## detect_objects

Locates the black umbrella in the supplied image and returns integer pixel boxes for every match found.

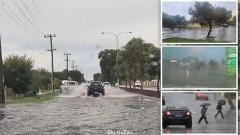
[218,99,226,105]
[200,103,211,106]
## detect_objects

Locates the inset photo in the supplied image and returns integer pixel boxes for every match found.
[161,0,238,44]
[161,91,237,134]
[161,46,238,90]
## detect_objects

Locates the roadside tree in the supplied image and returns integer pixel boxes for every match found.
[98,49,117,84]
[189,2,232,39]
[4,55,33,94]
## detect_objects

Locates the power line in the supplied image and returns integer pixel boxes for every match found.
[31,0,69,53]
[32,0,52,33]
[55,60,65,71]
[0,2,48,50]
[31,50,47,59]
[2,0,70,74]
[10,0,43,35]
[19,0,49,34]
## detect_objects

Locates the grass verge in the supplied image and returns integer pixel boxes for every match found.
[6,91,60,104]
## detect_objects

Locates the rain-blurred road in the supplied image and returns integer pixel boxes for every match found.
[0,84,160,135]
[162,67,236,88]
[162,93,237,134]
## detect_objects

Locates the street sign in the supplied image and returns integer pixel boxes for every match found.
[225,47,236,75]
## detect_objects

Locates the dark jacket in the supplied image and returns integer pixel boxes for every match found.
[216,104,222,110]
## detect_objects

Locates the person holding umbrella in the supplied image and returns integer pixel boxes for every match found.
[215,99,225,119]
[198,103,210,124]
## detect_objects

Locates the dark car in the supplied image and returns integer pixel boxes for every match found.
[162,106,192,128]
[87,81,105,96]
[24,91,37,97]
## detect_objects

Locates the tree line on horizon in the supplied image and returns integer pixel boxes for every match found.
[3,55,85,94]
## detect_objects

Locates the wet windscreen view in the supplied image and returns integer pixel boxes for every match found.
[162,92,237,134]
[162,47,237,88]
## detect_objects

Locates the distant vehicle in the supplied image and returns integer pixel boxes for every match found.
[196,93,208,100]
[134,80,141,87]
[60,80,78,94]
[162,106,192,128]
[162,96,165,105]
[24,91,37,97]
[87,81,105,96]
[103,82,111,87]
[221,23,228,28]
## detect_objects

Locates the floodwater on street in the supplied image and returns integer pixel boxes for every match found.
[162,26,236,42]
[0,84,160,135]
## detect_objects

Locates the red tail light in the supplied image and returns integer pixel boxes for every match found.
[166,111,171,115]
[186,112,191,116]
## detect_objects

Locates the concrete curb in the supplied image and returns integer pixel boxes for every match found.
[119,87,160,98]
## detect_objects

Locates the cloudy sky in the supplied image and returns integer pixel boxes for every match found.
[0,0,159,80]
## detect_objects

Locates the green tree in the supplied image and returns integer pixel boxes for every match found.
[29,68,51,91]
[162,12,177,28]
[214,7,232,25]
[117,38,156,90]
[98,49,117,84]
[55,70,67,82]
[189,2,214,38]
[4,55,33,94]
[68,70,84,83]
[173,15,187,30]
[145,45,160,94]
[209,59,218,69]
[162,12,186,30]
[189,2,232,39]
[93,73,101,81]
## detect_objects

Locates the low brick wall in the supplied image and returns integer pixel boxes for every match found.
[119,87,160,98]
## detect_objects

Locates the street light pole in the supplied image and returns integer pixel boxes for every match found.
[0,27,5,103]
[101,32,132,88]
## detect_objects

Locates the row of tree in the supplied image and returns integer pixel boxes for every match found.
[162,12,187,29]
[95,38,160,92]
[3,55,85,94]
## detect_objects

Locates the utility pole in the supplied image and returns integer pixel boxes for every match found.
[71,60,75,70]
[75,65,78,71]
[44,34,56,92]
[64,53,71,80]
[0,29,5,103]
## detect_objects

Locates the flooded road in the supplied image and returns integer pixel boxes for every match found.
[162,26,236,42]
[0,84,160,135]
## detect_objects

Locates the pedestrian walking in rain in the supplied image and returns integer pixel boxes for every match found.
[215,104,224,119]
[198,106,208,124]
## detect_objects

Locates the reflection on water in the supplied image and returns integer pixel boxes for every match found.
[164,126,192,134]
[162,26,236,42]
